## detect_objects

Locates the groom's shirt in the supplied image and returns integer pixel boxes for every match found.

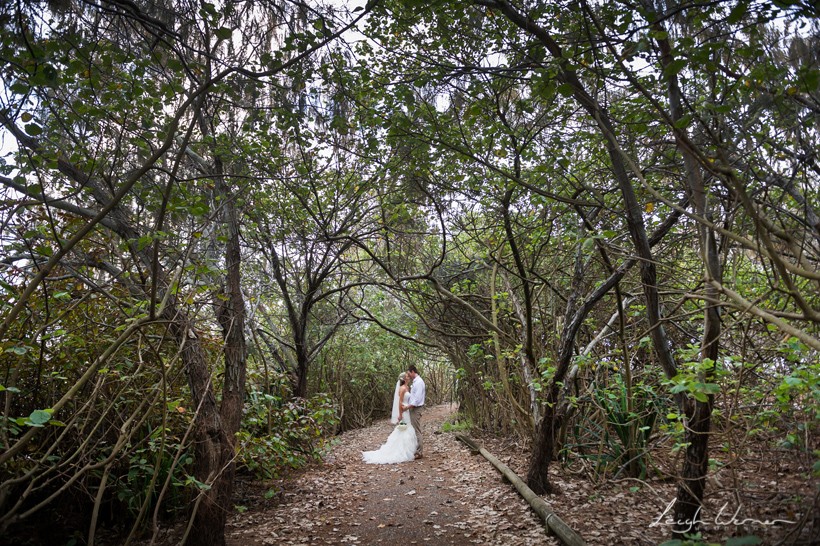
[408,376,426,408]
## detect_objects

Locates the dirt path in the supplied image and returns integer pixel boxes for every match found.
[226,404,556,546]
[223,404,817,546]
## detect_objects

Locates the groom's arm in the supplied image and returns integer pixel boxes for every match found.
[406,386,421,408]
[409,379,423,404]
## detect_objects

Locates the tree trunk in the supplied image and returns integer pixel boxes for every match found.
[651,17,724,534]
[526,233,586,494]
[524,207,685,493]
[294,342,310,399]
[214,160,248,437]
[525,384,560,494]
[179,143,249,545]
[673,396,713,537]
[673,209,721,538]
[166,310,232,546]
[263,242,311,399]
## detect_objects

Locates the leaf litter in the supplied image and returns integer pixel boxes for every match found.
[219,404,816,545]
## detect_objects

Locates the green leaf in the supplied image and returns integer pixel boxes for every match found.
[215,27,233,40]
[24,123,43,136]
[28,409,52,425]
[699,383,721,394]
[186,476,212,491]
[201,2,218,16]
[673,114,692,129]
[664,59,687,76]
[136,234,154,251]
[800,69,819,92]
[10,81,29,94]
[35,244,52,257]
[31,64,59,86]
[784,376,803,387]
[727,2,748,24]
[191,203,208,216]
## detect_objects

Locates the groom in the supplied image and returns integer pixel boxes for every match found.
[402,365,426,459]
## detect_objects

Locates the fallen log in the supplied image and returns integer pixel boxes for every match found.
[455,433,586,546]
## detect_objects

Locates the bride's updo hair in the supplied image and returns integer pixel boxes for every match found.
[398,371,406,385]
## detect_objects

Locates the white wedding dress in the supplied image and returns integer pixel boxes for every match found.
[362,392,418,464]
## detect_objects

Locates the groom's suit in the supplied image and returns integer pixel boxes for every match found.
[407,375,426,457]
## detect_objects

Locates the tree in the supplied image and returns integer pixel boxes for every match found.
[354,0,819,538]
[249,164,374,399]
[0,1,375,543]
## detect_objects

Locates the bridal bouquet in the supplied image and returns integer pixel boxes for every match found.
[396,420,408,431]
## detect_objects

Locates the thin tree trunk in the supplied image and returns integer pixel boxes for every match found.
[182,132,250,544]
[294,345,310,399]
[523,205,685,492]
[525,231,586,494]
[650,17,724,535]
[500,187,540,425]
[525,383,561,494]
[167,309,232,546]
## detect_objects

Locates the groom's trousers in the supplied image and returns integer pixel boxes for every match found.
[410,406,423,456]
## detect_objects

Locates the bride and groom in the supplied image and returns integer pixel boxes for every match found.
[362,365,426,464]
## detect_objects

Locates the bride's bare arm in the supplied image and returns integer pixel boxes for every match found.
[398,385,408,419]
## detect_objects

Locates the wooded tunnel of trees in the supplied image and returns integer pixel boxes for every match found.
[0,0,818,544]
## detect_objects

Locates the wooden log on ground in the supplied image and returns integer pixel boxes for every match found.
[455,433,586,546]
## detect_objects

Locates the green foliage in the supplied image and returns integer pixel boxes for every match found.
[113,434,192,519]
[441,413,472,433]
[236,393,339,480]
[772,339,819,419]
[733,336,819,451]
[1,0,819,542]
[570,374,662,479]
[307,296,434,431]
[665,368,721,403]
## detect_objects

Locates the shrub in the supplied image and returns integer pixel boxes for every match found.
[236,392,339,480]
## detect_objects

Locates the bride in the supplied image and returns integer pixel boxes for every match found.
[362,372,418,464]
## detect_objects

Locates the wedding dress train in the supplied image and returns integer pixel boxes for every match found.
[362,392,418,464]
